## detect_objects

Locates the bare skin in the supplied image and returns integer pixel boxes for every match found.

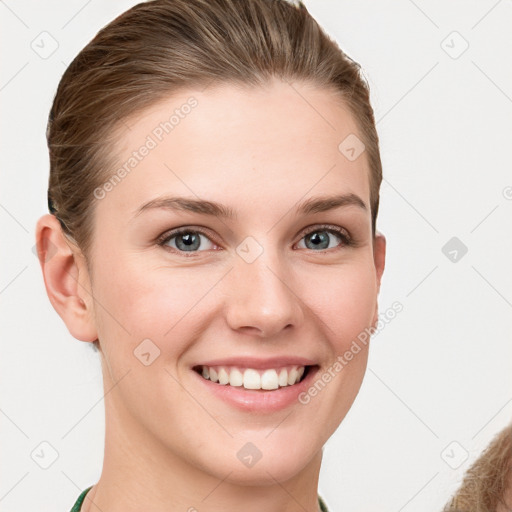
[36,77,385,512]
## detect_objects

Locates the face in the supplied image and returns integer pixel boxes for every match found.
[73,78,385,484]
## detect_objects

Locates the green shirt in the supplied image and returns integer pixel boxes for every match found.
[70,486,330,511]
[69,487,93,512]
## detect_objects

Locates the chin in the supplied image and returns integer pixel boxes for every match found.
[204,443,319,487]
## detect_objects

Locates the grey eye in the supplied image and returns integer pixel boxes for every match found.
[163,230,215,252]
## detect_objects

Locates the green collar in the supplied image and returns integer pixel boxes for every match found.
[71,486,329,511]
[69,486,93,512]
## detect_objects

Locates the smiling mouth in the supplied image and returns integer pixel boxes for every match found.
[192,364,315,391]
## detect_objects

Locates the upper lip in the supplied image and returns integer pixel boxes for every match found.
[192,356,318,370]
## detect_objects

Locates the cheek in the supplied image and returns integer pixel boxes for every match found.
[92,253,215,350]
[303,260,377,349]
[93,247,377,359]
[294,262,376,436]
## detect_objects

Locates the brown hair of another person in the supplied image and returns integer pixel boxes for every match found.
[444,423,512,512]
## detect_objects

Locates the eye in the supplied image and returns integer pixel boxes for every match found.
[296,224,353,251]
[157,228,217,255]
[156,224,354,256]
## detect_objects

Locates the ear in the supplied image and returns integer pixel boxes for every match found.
[371,231,386,327]
[35,214,98,343]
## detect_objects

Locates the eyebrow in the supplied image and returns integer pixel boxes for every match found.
[134,193,367,220]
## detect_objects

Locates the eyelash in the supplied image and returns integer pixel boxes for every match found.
[155,224,355,257]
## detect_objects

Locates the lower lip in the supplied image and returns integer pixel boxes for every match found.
[192,366,320,413]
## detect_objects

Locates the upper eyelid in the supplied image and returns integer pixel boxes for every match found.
[156,225,218,244]
[301,224,349,236]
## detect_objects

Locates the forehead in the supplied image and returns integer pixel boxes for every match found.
[99,78,370,221]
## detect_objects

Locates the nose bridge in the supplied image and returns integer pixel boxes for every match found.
[225,241,303,337]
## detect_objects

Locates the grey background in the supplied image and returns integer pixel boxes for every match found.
[1,1,511,510]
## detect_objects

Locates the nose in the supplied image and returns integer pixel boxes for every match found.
[224,249,304,338]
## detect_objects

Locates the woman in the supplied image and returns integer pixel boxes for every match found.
[35,0,386,510]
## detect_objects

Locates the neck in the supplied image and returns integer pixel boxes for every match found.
[82,371,324,512]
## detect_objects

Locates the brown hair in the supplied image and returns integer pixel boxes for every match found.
[47,0,382,263]
[444,423,512,512]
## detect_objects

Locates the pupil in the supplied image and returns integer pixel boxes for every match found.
[307,231,329,250]
[178,232,199,251]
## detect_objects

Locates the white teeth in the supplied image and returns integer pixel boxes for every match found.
[287,367,298,386]
[243,369,261,389]
[197,365,307,390]
[229,368,244,387]
[229,368,243,387]
[218,368,229,385]
[261,369,279,390]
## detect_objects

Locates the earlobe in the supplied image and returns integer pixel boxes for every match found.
[35,214,98,343]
